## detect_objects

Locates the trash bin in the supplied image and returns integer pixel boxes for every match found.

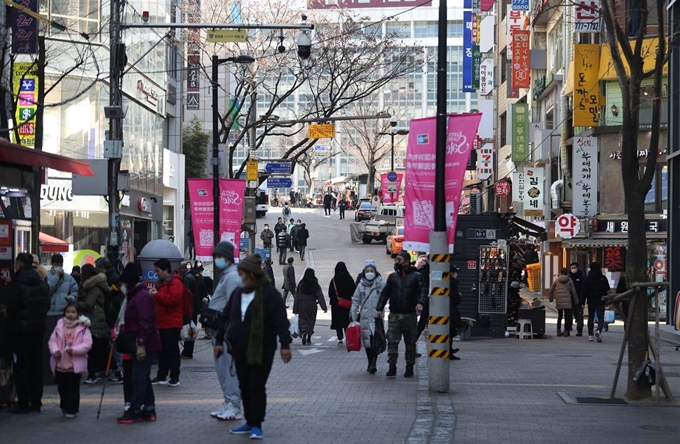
[137,240,184,286]
[526,263,541,292]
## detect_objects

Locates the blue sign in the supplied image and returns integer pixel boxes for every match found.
[265,162,292,174]
[240,238,249,250]
[511,0,530,11]
[463,11,474,93]
[387,171,398,182]
[142,269,158,283]
[267,177,293,188]
[314,145,326,151]
[254,248,272,260]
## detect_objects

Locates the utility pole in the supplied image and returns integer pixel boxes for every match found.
[247,84,257,255]
[428,0,450,393]
[211,55,221,277]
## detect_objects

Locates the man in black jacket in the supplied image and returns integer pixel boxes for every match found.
[568,262,585,336]
[377,251,426,379]
[582,262,610,342]
[274,218,286,253]
[4,253,50,413]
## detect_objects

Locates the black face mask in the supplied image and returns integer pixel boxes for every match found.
[394,263,403,273]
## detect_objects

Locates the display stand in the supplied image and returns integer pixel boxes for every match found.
[477,245,508,315]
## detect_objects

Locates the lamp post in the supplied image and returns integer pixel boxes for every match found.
[379,116,409,172]
[212,54,254,279]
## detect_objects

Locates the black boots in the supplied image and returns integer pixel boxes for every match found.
[368,357,377,374]
[386,364,397,378]
[404,365,414,378]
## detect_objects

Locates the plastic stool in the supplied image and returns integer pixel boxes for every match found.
[516,319,533,339]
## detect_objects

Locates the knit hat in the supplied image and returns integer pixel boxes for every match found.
[120,263,140,287]
[363,260,378,272]
[213,241,235,262]
[398,251,411,263]
[238,254,265,277]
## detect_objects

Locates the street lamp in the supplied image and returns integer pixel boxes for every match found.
[378,116,409,172]
[212,54,254,279]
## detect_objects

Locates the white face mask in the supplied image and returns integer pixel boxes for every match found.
[53,266,63,273]
[364,272,376,281]
[120,285,128,296]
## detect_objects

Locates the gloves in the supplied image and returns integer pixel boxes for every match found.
[136,345,146,362]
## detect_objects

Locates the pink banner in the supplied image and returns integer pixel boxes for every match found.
[380,172,404,205]
[403,114,482,252]
[218,178,246,253]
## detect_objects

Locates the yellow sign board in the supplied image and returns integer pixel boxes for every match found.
[206,29,247,43]
[246,161,259,181]
[12,63,39,147]
[307,123,336,139]
[573,44,600,128]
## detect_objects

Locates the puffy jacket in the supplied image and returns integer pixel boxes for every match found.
[7,266,50,333]
[124,284,161,352]
[260,229,274,245]
[297,228,309,247]
[376,267,427,314]
[582,270,610,308]
[154,273,185,329]
[208,263,242,313]
[47,269,79,314]
[48,316,93,375]
[351,276,386,348]
[76,273,111,338]
[549,275,579,310]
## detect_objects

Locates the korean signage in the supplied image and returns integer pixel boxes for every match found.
[555,213,580,239]
[481,0,495,11]
[12,0,38,54]
[463,11,474,92]
[206,29,247,43]
[307,123,336,139]
[512,30,531,89]
[523,167,544,218]
[380,173,404,205]
[604,247,625,272]
[574,0,600,33]
[572,136,599,217]
[12,63,39,147]
[186,0,201,109]
[506,7,525,58]
[512,0,529,10]
[512,171,525,203]
[595,219,667,234]
[472,13,480,45]
[479,58,494,95]
[511,103,529,163]
[573,44,600,127]
[472,46,482,90]
[477,143,493,180]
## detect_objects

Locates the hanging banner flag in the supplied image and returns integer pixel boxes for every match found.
[506,7,524,58]
[573,44,600,127]
[523,167,544,218]
[477,143,494,180]
[512,30,531,89]
[463,11,474,93]
[574,0,600,33]
[512,0,529,10]
[572,136,599,217]
[12,63,39,147]
[218,178,247,251]
[479,59,494,96]
[481,0,495,11]
[403,114,483,252]
[12,0,38,54]
[511,103,529,162]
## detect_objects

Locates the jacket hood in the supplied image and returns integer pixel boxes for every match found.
[587,269,603,279]
[56,315,92,329]
[83,272,110,291]
[558,275,571,284]
[14,266,44,287]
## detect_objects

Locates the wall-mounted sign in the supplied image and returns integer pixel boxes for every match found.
[594,219,667,233]
[307,124,335,139]
[573,44,600,127]
[511,103,529,162]
[572,136,598,217]
[556,213,580,239]
[506,7,525,58]
[511,30,531,89]
[12,63,39,147]
[604,246,625,271]
[523,167,544,218]
[574,0,600,33]
[137,80,159,105]
[477,143,493,180]
[494,180,510,197]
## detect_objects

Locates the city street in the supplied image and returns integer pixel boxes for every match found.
[3,207,680,443]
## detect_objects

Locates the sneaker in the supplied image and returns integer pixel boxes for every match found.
[217,404,243,421]
[84,377,99,384]
[151,377,167,385]
[250,426,264,439]
[210,402,227,418]
[588,335,594,341]
[117,411,139,424]
[230,423,253,435]
[404,365,414,378]
[595,330,602,342]
[64,413,77,419]
[124,402,131,412]
[338,340,343,345]
[386,364,397,379]
[168,379,180,387]
[140,409,157,422]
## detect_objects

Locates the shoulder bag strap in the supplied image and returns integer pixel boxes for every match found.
[332,279,339,297]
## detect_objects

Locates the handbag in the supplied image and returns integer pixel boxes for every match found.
[333,279,352,309]
[201,307,223,330]
[116,331,138,355]
[345,321,362,352]
[371,317,387,355]
[181,320,199,342]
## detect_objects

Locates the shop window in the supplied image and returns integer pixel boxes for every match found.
[643,164,667,213]
[499,112,507,147]
[500,49,507,84]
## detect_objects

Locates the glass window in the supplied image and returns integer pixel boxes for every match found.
[386,21,411,38]
[447,21,463,38]
[414,21,438,38]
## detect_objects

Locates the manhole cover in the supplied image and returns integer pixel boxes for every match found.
[575,397,627,405]
[641,425,680,432]
[184,367,215,373]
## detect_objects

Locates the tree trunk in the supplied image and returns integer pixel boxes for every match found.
[367,163,376,195]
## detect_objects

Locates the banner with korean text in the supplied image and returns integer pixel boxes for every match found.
[512,30,531,89]
[381,173,404,205]
[463,11,474,92]
[511,103,529,162]
[574,0,600,33]
[506,6,524,58]
[572,136,599,217]
[403,114,482,252]
[573,44,600,127]
[522,167,544,218]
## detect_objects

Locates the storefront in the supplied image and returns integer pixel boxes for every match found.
[162,148,185,256]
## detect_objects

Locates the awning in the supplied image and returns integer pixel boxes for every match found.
[508,215,547,238]
[0,139,94,176]
[563,238,628,248]
[598,37,668,81]
[39,232,69,253]
[564,60,574,96]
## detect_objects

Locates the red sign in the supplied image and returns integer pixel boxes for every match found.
[0,221,12,247]
[512,30,531,89]
[556,213,580,239]
[467,261,477,270]
[494,180,510,197]
[0,266,12,285]
[604,247,625,272]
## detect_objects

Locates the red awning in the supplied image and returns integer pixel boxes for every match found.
[39,232,69,253]
[0,138,94,176]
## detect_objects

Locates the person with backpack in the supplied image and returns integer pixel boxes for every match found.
[180,262,199,359]
[150,259,185,387]
[282,203,292,219]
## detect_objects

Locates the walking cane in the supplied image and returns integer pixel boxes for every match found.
[96,343,115,419]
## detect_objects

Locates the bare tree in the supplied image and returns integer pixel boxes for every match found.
[297,148,339,195]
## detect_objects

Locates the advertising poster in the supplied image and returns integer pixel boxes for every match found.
[188,179,216,261]
[218,179,246,253]
[573,44,600,127]
[381,173,404,205]
[12,63,39,147]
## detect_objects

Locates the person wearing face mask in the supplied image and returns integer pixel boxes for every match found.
[568,262,585,336]
[48,254,79,315]
[351,261,386,374]
[376,252,427,379]
[259,224,274,249]
[290,220,301,253]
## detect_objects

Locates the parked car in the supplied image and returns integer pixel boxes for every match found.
[362,205,405,244]
[354,202,376,222]
[385,226,405,257]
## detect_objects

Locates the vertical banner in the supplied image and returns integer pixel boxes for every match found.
[574,0,600,33]
[477,143,494,180]
[12,63,39,147]
[572,136,599,217]
[506,7,524,58]
[479,58,494,95]
[463,11,474,92]
[403,114,482,252]
[381,173,404,205]
[187,178,216,261]
[573,44,600,127]
[218,179,246,249]
[12,0,38,54]
[186,0,201,110]
[512,171,526,203]
[472,46,482,90]
[523,167,544,218]
[511,103,529,162]
[481,0,495,11]
[512,30,531,89]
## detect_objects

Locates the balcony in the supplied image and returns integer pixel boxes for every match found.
[531,0,561,26]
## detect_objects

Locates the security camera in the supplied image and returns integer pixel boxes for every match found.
[390,115,398,128]
[297,31,312,60]
[301,14,308,21]
[278,44,286,53]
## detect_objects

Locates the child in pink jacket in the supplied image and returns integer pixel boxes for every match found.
[48,302,93,418]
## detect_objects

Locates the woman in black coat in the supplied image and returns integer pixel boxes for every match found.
[328,262,356,345]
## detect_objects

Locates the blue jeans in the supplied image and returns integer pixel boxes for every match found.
[131,351,156,413]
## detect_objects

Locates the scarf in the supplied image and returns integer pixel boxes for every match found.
[63,317,79,328]
[241,275,270,366]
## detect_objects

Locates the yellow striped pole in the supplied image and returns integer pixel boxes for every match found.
[428,231,450,392]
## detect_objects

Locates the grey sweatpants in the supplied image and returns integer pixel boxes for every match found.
[211,334,242,408]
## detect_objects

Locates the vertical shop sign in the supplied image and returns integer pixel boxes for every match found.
[472,46,482,90]
[218,179,246,250]
[481,0,495,11]
[572,136,599,217]
[186,0,201,109]
[604,247,625,272]
[12,63,39,147]
[506,7,524,58]
[523,167,544,218]
[12,0,38,54]
[574,0,600,33]
[463,11,474,92]
[479,59,494,96]
[573,44,600,127]
[477,143,494,180]
[512,30,531,89]
[472,13,479,45]
[512,171,525,203]
[511,103,529,163]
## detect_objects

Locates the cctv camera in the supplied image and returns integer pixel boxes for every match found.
[278,44,286,54]
[390,115,398,128]
[301,14,308,21]
[297,31,312,60]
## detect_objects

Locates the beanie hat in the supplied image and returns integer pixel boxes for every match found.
[363,260,378,272]
[238,254,265,277]
[213,241,235,262]
[120,263,140,287]
[398,251,412,263]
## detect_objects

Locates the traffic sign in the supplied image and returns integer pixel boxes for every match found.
[387,182,397,192]
[555,213,580,239]
[265,162,292,174]
[307,123,336,139]
[387,171,398,182]
[246,161,258,181]
[267,177,293,188]
[494,180,510,197]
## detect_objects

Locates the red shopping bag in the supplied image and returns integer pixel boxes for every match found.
[346,321,362,352]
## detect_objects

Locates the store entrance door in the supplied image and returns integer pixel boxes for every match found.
[134,220,149,260]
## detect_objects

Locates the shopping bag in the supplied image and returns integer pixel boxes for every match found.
[346,321,362,352]
[371,317,386,355]
[289,315,299,338]
[181,321,199,342]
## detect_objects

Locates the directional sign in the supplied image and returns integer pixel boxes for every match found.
[267,177,293,188]
[265,162,292,174]
[206,29,247,43]
[314,145,326,151]
[307,124,336,139]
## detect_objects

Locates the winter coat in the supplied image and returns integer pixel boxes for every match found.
[154,273,185,329]
[48,316,93,375]
[276,231,289,248]
[376,267,427,314]
[297,228,309,247]
[5,266,50,333]
[282,264,296,291]
[47,269,79,314]
[260,229,275,246]
[549,275,579,310]
[293,281,327,336]
[582,269,611,308]
[264,264,276,288]
[124,283,161,352]
[208,263,242,313]
[569,269,585,303]
[274,222,287,236]
[76,273,111,338]
[351,276,386,349]
[291,225,300,242]
[328,276,356,330]
[323,194,332,207]
[182,271,201,323]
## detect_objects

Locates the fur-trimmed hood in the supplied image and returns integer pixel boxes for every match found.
[83,272,110,292]
[56,315,91,329]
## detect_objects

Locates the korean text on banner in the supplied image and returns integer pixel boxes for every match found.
[187,179,216,261]
[512,171,526,203]
[403,114,482,252]
[381,173,404,205]
[573,44,600,127]
[12,63,39,147]
[12,0,38,54]
[507,7,524,58]
[511,103,529,163]
[463,11,474,93]
[512,30,531,89]
[572,137,599,217]
[523,168,544,218]
[219,179,246,255]
[574,0,600,33]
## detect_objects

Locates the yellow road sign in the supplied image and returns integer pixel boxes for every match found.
[307,123,336,139]
[206,29,247,43]
[246,161,259,181]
